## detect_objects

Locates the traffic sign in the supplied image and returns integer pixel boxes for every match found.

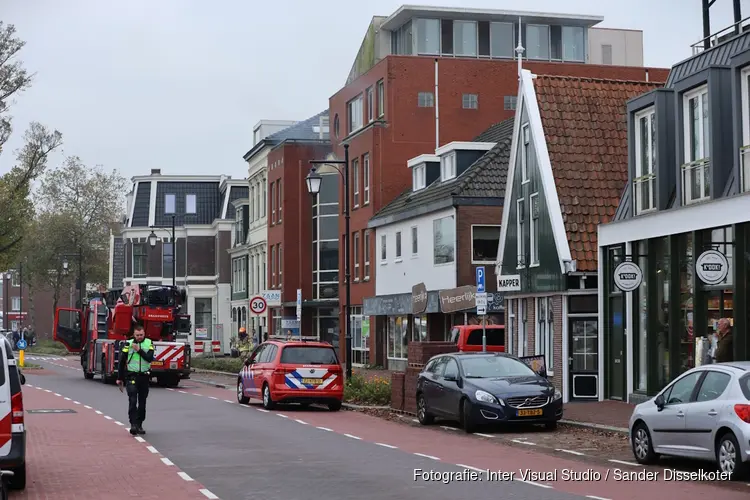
[477,305,487,316]
[475,292,487,307]
[296,289,302,322]
[250,296,267,315]
[476,266,485,293]
[16,339,27,350]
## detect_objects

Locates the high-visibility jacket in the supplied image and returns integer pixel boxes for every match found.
[123,338,154,373]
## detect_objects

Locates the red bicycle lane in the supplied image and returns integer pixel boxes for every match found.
[179,384,749,500]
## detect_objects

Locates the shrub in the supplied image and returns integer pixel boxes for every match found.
[344,373,391,406]
[28,339,69,355]
[191,356,244,374]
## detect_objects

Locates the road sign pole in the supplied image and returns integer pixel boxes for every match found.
[475,266,486,352]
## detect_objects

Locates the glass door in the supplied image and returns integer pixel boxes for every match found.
[569,317,599,400]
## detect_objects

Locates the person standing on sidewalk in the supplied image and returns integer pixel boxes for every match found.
[117,323,155,435]
[713,318,734,363]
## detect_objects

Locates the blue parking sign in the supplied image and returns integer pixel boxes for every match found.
[16,339,27,350]
[476,266,485,293]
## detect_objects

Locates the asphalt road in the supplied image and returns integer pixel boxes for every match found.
[24,358,584,500]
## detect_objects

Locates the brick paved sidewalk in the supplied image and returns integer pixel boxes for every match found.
[13,385,211,499]
[563,400,634,430]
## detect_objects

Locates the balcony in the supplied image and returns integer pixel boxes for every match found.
[681,158,711,205]
[741,146,750,194]
[632,173,655,215]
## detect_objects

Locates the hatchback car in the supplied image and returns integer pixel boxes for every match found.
[628,362,750,479]
[0,334,26,490]
[416,352,562,433]
[236,340,343,411]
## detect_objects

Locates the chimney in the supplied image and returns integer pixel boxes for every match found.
[151,169,161,175]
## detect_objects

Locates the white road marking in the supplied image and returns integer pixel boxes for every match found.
[344,433,361,440]
[161,457,174,466]
[134,437,146,443]
[95,410,103,415]
[178,390,187,394]
[256,408,269,412]
[375,442,398,449]
[586,496,612,500]
[276,413,288,418]
[178,471,193,481]
[223,399,233,403]
[316,426,333,432]
[104,416,113,420]
[475,433,495,438]
[208,396,218,400]
[512,439,536,446]
[114,421,124,426]
[64,397,71,401]
[414,452,440,461]
[517,479,552,488]
[53,393,61,397]
[44,389,51,393]
[295,419,308,425]
[146,446,159,454]
[456,464,485,473]
[556,449,585,456]
[200,489,219,499]
[84,405,91,409]
[73,401,80,405]
[609,459,639,466]
[166,388,175,391]
[441,426,458,431]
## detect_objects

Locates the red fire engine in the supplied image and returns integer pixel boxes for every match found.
[53,284,192,387]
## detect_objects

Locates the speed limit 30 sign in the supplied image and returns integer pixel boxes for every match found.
[250,296,267,315]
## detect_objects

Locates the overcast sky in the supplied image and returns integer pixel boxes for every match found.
[0,0,742,180]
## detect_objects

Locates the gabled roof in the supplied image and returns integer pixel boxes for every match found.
[500,71,662,273]
[369,118,514,227]
[242,110,329,160]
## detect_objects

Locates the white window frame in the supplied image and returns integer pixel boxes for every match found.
[411,226,418,256]
[418,92,434,107]
[377,80,385,117]
[165,193,176,214]
[413,164,426,190]
[506,299,515,355]
[526,24,550,60]
[470,224,500,264]
[380,234,387,263]
[462,93,478,109]
[535,297,554,374]
[185,194,197,214]
[682,84,710,204]
[441,153,456,181]
[518,299,526,357]
[277,181,282,221]
[348,95,364,133]
[132,242,147,278]
[741,67,750,193]
[432,215,455,265]
[395,231,402,261]
[11,297,20,312]
[529,193,539,266]
[10,272,19,287]
[364,230,371,279]
[363,153,370,204]
[366,86,374,122]
[352,158,360,207]
[516,198,525,269]
[453,20,478,57]
[278,244,282,280]
[353,232,360,281]
[270,183,276,223]
[271,245,276,287]
[521,124,530,183]
[633,107,656,214]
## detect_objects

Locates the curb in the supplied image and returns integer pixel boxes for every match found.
[191,368,236,376]
[191,378,229,389]
[559,419,628,434]
[343,402,391,410]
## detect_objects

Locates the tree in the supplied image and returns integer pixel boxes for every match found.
[0,21,33,155]
[36,156,128,290]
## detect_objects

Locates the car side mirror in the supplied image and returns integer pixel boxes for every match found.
[443,374,457,382]
[654,394,665,410]
[244,359,252,367]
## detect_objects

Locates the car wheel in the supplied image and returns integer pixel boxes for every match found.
[328,400,342,412]
[460,398,476,434]
[237,379,250,404]
[8,464,25,490]
[262,383,275,410]
[416,394,434,425]
[544,420,557,431]
[631,421,658,464]
[83,371,94,380]
[716,432,749,479]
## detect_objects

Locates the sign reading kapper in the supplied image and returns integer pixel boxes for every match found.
[613,261,642,292]
[496,274,521,292]
[695,249,729,285]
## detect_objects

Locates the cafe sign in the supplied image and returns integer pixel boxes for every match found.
[439,285,477,314]
[613,261,642,292]
[412,283,428,314]
[695,249,729,285]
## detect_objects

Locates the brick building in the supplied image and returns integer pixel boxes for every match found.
[0,269,73,339]
[327,5,669,366]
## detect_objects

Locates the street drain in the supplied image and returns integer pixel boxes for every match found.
[27,409,77,414]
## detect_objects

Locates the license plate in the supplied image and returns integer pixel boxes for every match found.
[516,409,543,417]
[301,378,321,385]
[151,361,163,367]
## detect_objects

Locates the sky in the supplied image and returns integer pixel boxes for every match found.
[0,0,743,181]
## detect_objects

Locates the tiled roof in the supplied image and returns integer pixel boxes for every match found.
[371,118,515,221]
[534,75,663,271]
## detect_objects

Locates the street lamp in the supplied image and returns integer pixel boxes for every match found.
[307,144,352,381]
[61,251,83,308]
[149,214,177,287]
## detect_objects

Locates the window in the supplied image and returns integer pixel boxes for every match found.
[601,44,613,65]
[353,232,360,280]
[162,242,174,278]
[364,230,371,279]
[682,85,710,204]
[453,21,477,56]
[443,358,459,379]
[270,182,276,223]
[380,234,387,262]
[741,68,750,192]
[347,95,363,133]
[277,180,282,221]
[232,257,246,293]
[416,18,440,55]
[521,124,530,182]
[441,153,456,181]
[462,93,478,109]
[472,225,500,263]
[395,231,402,260]
[387,316,409,360]
[562,26,585,62]
[517,199,525,267]
[391,20,414,55]
[262,181,267,217]
[366,86,374,122]
[186,194,197,214]
[504,95,517,110]
[352,158,360,207]
[507,299,515,355]
[278,244,282,280]
[526,25,549,59]
[418,92,434,108]
[536,297,554,372]
[377,80,384,117]
[11,297,20,311]
[412,165,426,190]
[350,306,369,365]
[165,194,176,214]
[363,153,370,204]
[10,272,19,287]
[695,371,731,402]
[663,372,702,405]
[433,215,455,265]
[271,245,276,287]
[550,25,562,60]
[490,22,514,58]
[411,226,418,255]
[634,107,656,214]
[530,193,539,265]
[133,242,147,278]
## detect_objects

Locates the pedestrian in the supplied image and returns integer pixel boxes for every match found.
[713,318,734,363]
[237,327,252,360]
[116,323,155,435]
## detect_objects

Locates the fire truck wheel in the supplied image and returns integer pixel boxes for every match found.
[165,375,180,388]
[262,383,275,410]
[8,464,25,490]
[83,371,94,380]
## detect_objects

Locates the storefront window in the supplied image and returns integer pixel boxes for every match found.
[272,308,282,336]
[194,298,213,340]
[317,307,339,349]
[636,241,648,392]
[702,227,734,335]
[679,232,695,373]
[387,316,409,359]
[351,306,369,365]
[412,315,427,342]
[655,237,671,389]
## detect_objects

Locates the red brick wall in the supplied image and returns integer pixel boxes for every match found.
[456,206,503,290]
[407,341,457,366]
[391,371,405,411]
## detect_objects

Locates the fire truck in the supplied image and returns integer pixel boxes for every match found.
[53,284,192,387]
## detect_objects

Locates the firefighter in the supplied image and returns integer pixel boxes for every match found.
[116,323,155,435]
[237,327,252,360]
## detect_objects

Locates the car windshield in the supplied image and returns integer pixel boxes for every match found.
[280,346,339,365]
[460,356,536,378]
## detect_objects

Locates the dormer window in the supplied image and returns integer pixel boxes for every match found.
[413,165,426,191]
[186,194,196,214]
[681,85,710,204]
[633,107,656,215]
[521,124,530,183]
[740,67,750,193]
[441,153,456,181]
[165,193,176,214]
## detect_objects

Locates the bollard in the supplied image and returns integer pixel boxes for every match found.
[19,350,24,368]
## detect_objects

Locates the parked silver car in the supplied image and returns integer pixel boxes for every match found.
[628,362,750,479]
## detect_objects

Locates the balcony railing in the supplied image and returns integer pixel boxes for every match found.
[681,158,711,205]
[691,16,750,55]
[741,146,750,193]
[633,173,656,215]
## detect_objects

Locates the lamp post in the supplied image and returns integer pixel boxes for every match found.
[307,144,352,381]
[3,272,10,331]
[148,214,177,287]
[62,250,84,308]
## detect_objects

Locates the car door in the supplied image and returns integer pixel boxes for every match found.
[260,345,278,386]
[650,371,703,453]
[439,358,463,418]
[685,370,733,458]
[245,345,266,398]
[422,357,447,415]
